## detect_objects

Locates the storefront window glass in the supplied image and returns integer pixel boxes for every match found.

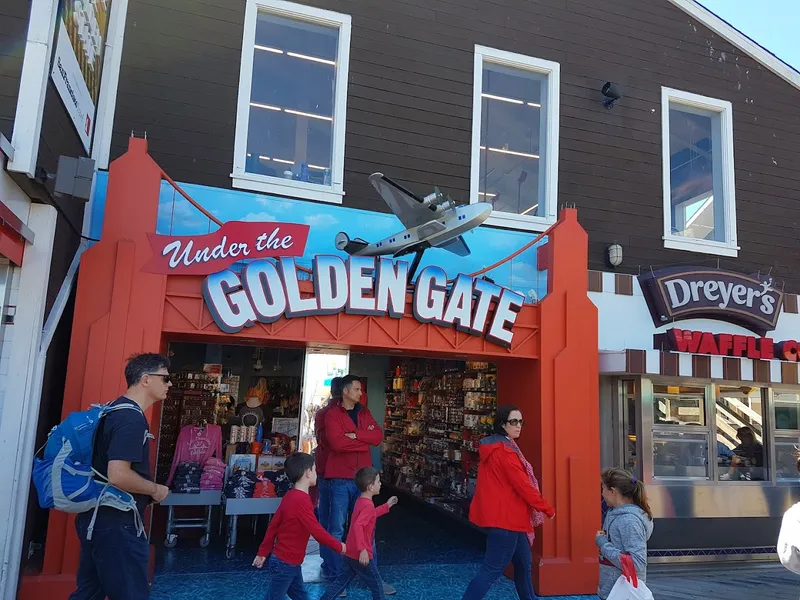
[652,385,705,426]
[651,385,709,479]
[774,392,800,482]
[715,387,766,481]
[653,431,709,479]
[622,380,638,475]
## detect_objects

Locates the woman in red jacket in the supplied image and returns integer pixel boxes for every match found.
[461,405,555,600]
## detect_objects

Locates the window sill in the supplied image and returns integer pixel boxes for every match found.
[483,212,556,233]
[231,173,345,205]
[663,236,739,258]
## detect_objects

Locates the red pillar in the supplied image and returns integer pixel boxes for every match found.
[531,207,600,595]
[20,138,167,599]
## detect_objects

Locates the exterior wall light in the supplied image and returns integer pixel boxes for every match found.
[607,243,623,268]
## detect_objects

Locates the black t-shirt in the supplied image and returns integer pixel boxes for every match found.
[93,397,152,516]
[345,404,361,427]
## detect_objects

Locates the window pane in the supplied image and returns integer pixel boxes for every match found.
[775,392,800,431]
[478,63,547,217]
[653,385,706,426]
[245,12,338,185]
[668,105,725,242]
[715,387,766,481]
[776,440,800,482]
[653,431,709,479]
[623,380,638,475]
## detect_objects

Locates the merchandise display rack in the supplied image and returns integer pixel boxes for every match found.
[382,359,497,520]
[156,370,221,484]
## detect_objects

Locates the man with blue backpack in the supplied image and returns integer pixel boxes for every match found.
[34,353,172,600]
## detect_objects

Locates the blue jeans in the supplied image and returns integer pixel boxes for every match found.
[325,478,360,577]
[461,528,536,600]
[266,555,307,600]
[317,478,335,578]
[320,557,385,600]
[69,510,150,600]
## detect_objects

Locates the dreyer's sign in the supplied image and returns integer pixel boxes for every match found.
[144,221,310,275]
[203,255,526,348]
[638,267,783,335]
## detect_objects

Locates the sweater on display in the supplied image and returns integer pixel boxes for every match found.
[166,425,223,486]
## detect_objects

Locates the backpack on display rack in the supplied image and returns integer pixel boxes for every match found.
[31,402,148,540]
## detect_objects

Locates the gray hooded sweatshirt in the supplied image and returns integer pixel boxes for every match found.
[596,503,654,600]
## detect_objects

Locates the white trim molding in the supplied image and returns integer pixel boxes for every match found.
[0,204,58,599]
[7,0,60,177]
[661,87,738,258]
[92,0,130,172]
[667,0,800,93]
[231,0,351,205]
[470,45,560,233]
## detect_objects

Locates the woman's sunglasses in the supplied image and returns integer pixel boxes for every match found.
[147,373,171,383]
[506,419,525,427]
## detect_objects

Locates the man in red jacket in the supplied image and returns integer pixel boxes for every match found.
[316,376,343,581]
[324,374,395,595]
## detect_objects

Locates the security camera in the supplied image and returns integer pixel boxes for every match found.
[601,82,622,109]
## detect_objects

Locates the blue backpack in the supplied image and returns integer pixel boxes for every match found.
[32,402,147,540]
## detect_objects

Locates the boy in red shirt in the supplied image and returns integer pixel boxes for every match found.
[253,453,346,600]
[320,467,398,600]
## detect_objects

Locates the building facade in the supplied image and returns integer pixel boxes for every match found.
[10,0,800,597]
[0,0,130,597]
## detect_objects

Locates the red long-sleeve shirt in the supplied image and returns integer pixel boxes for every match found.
[344,496,390,561]
[257,489,343,565]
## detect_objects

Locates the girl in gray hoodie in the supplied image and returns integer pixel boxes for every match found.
[596,468,654,599]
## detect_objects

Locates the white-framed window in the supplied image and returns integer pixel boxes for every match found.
[470,46,560,232]
[661,87,737,257]
[232,0,351,204]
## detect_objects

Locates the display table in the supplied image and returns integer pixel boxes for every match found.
[223,497,282,558]
[162,490,223,548]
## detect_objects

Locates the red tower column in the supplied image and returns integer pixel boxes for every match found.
[530,208,600,595]
[21,138,167,599]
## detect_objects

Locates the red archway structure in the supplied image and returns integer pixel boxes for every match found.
[20,138,599,598]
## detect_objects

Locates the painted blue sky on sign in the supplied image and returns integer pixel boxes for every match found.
[90,173,549,302]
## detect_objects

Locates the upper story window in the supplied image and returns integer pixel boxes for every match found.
[470,46,560,232]
[232,0,351,204]
[661,88,737,257]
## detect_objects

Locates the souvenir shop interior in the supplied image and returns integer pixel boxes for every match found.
[153,341,499,558]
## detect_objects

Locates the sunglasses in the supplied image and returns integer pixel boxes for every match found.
[147,373,171,383]
[506,419,525,427]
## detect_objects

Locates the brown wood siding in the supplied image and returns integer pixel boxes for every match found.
[0,0,30,141]
[109,0,800,290]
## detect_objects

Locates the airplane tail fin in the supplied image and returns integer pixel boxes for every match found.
[436,235,470,257]
[343,239,369,255]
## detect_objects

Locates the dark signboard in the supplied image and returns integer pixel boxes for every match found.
[638,267,783,336]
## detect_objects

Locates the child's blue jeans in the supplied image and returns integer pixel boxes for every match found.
[320,557,385,600]
[266,555,307,600]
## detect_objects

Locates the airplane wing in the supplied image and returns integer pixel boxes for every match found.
[436,235,471,257]
[369,172,439,229]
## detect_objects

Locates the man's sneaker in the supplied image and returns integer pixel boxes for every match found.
[383,583,396,596]
[719,473,732,481]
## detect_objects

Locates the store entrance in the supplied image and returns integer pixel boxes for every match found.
[151,341,506,582]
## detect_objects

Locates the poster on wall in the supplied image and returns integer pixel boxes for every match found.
[50,0,112,152]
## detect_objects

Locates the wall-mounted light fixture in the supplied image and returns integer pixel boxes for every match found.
[601,82,622,109]
[607,243,623,268]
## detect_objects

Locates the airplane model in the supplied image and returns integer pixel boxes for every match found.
[335,173,493,278]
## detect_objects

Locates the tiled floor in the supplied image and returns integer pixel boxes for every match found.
[151,502,799,599]
[151,502,595,599]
